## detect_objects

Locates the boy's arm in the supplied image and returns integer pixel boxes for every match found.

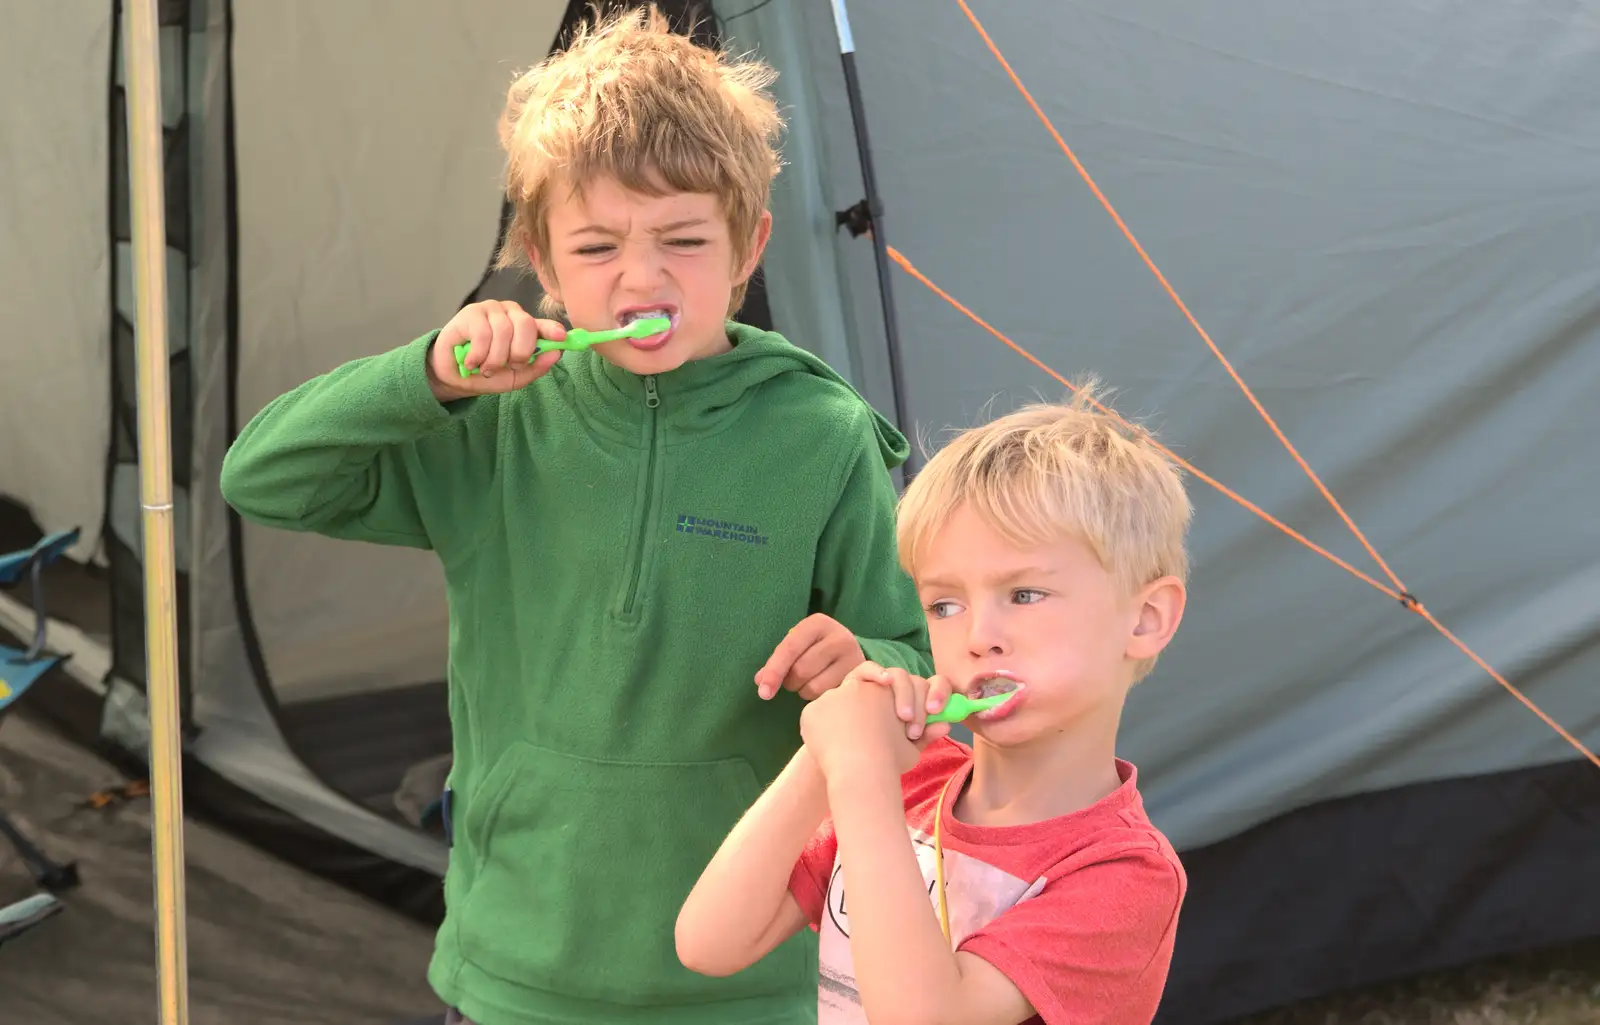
[812,411,932,675]
[755,412,930,701]
[824,757,1037,1025]
[220,332,497,548]
[675,748,831,977]
[949,852,1186,1024]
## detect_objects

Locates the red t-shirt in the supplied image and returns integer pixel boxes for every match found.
[786,739,1186,1025]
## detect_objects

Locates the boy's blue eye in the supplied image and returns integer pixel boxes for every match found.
[1012,589,1046,605]
[926,600,960,619]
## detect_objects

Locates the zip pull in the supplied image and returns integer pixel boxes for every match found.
[644,375,660,409]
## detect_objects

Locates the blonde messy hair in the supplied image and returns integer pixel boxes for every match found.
[898,381,1193,677]
[494,4,784,316]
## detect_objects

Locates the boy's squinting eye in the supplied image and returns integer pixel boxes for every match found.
[926,599,964,619]
[572,237,704,256]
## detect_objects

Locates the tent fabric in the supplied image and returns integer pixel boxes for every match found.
[0,3,113,566]
[825,0,1600,850]
[719,0,906,429]
[1163,753,1600,1024]
[716,0,866,385]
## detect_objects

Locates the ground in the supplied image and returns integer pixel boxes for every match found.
[1238,940,1600,1024]
[0,712,443,1025]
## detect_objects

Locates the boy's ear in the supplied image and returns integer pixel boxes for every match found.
[1126,576,1185,664]
[734,211,774,285]
[526,237,562,305]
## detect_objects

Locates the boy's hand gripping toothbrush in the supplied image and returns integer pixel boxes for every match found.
[924,682,1023,725]
[452,316,672,378]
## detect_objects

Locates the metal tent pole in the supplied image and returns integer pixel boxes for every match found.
[828,0,918,476]
[124,2,191,1023]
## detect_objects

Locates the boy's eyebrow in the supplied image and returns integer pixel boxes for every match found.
[569,218,710,237]
[918,566,1057,591]
[651,218,709,233]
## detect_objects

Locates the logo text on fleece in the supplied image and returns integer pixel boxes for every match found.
[675,514,768,547]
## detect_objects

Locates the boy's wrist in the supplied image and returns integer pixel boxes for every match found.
[818,745,901,796]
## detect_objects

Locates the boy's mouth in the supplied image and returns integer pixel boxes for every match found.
[970,674,1026,722]
[616,304,679,351]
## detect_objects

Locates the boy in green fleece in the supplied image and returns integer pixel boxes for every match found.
[218,7,929,1025]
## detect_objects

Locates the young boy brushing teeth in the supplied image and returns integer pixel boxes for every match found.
[678,385,1195,1025]
[221,9,930,1023]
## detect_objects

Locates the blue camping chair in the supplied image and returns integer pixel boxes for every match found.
[0,527,84,946]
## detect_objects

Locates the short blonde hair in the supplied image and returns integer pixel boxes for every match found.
[898,381,1192,670]
[495,5,784,316]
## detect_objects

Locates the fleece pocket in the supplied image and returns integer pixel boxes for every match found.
[454,742,808,1005]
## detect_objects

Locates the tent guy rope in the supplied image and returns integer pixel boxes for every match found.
[880,0,1599,772]
[885,244,1600,772]
[951,0,1409,598]
[125,0,191,1022]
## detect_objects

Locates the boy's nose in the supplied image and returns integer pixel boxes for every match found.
[618,247,668,290]
[965,611,1012,658]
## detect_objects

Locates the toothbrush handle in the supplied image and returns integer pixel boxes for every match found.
[924,695,977,725]
[452,338,587,378]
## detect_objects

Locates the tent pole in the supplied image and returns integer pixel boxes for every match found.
[124,2,191,1023]
[828,0,917,476]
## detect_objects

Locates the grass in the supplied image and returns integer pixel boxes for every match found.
[1237,938,1600,1024]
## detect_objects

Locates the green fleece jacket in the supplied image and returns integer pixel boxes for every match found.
[219,322,932,1025]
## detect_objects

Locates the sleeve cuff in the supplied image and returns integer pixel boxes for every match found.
[858,636,932,676]
[956,934,1068,1024]
[787,858,826,930]
[392,330,489,424]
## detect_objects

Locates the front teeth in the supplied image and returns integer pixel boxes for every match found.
[621,309,671,326]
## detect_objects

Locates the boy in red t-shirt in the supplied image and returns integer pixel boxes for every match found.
[678,382,1195,1025]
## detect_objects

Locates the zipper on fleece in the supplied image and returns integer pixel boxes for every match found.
[621,374,662,618]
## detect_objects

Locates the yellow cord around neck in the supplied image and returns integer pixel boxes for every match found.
[933,773,957,945]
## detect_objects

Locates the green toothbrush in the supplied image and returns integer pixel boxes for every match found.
[453,316,671,378]
[925,687,1022,725]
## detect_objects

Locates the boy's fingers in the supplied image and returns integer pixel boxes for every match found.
[885,669,917,723]
[755,615,834,693]
[483,306,515,374]
[507,306,542,365]
[459,309,492,372]
[926,674,954,713]
[947,672,980,697]
[848,660,888,684]
[794,656,854,701]
[527,348,562,377]
[783,641,843,693]
[905,675,932,740]
[917,721,952,749]
[533,317,568,342]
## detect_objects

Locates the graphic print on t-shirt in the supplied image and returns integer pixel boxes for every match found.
[816,825,1047,1022]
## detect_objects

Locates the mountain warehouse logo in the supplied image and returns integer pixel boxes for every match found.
[676,514,768,547]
